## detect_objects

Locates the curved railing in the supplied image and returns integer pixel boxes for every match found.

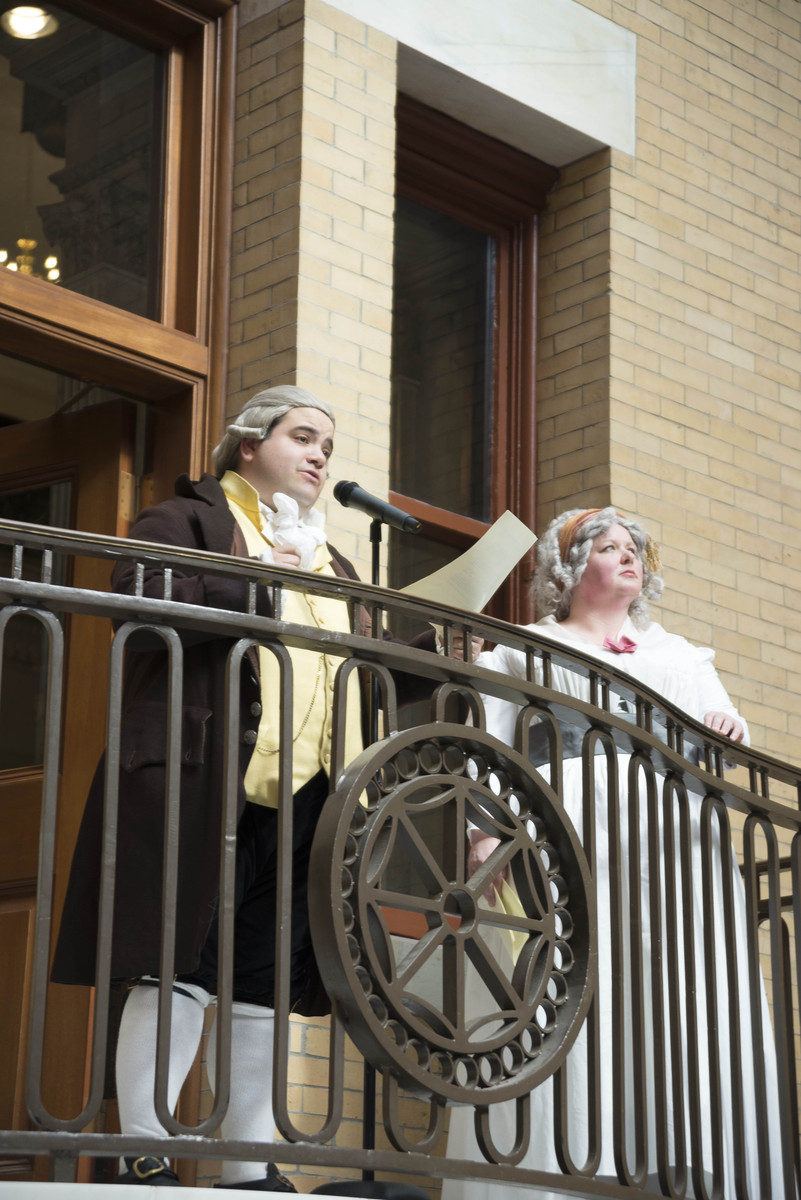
[0,517,798,1197]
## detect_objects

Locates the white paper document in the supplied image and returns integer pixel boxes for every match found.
[400,510,536,614]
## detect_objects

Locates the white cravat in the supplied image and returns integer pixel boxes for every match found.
[257,492,327,571]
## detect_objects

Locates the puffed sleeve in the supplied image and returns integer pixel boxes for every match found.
[476,642,529,748]
[690,642,750,747]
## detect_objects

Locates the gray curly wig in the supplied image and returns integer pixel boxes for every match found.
[533,506,663,629]
[212,386,335,477]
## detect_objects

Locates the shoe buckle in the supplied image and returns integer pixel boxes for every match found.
[133,1157,166,1180]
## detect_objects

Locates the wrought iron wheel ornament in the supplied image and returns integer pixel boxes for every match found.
[310,724,595,1105]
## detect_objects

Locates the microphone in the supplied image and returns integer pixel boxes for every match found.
[333,481,420,533]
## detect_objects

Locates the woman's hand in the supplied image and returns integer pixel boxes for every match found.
[467,832,507,904]
[437,632,484,661]
[703,710,745,742]
[452,633,484,661]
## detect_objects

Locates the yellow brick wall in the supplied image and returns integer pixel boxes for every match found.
[539,0,801,761]
[229,0,304,399]
[536,151,613,520]
[229,0,397,574]
[296,0,397,569]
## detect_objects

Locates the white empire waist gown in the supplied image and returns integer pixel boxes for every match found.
[443,616,786,1200]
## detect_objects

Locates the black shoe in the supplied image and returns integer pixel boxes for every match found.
[117,1155,180,1186]
[214,1163,298,1191]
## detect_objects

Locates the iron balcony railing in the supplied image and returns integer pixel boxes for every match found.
[0,517,798,1198]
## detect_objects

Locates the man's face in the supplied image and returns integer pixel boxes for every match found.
[238,407,334,512]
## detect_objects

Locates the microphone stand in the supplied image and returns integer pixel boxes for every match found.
[330,488,421,1185]
[363,518,382,1181]
[364,512,423,1181]
[370,516,382,592]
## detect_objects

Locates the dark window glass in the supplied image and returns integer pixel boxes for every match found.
[390,196,494,523]
[386,530,462,734]
[0,342,138,422]
[0,3,165,317]
[388,527,455,595]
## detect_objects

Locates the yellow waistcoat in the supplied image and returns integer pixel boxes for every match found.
[221,472,362,807]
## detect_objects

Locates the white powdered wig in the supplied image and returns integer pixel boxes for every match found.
[212,385,334,477]
[533,506,663,628]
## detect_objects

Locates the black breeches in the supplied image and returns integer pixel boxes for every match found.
[177,769,329,1008]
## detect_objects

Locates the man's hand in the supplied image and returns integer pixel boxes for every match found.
[703,710,745,742]
[271,542,302,568]
[467,832,507,904]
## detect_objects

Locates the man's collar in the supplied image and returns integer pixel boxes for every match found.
[221,472,329,570]
[220,470,262,522]
[175,473,226,505]
[220,472,324,529]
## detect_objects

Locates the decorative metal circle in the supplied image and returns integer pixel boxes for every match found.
[310,725,594,1105]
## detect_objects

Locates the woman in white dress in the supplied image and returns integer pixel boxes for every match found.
[444,507,786,1200]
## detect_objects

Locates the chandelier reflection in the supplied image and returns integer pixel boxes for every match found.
[0,238,60,282]
[0,7,59,40]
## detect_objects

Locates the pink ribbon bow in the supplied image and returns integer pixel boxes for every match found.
[603,634,637,654]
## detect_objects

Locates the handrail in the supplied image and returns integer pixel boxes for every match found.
[0,517,798,798]
[0,517,798,1195]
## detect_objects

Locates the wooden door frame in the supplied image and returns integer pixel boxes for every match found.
[0,0,238,485]
[0,402,137,1181]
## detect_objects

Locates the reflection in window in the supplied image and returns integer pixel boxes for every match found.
[0,482,71,770]
[0,3,165,317]
[0,345,137,424]
[391,196,494,523]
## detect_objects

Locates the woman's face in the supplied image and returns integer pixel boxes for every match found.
[571,522,643,609]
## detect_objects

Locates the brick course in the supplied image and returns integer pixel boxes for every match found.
[539,0,801,759]
[227,0,397,569]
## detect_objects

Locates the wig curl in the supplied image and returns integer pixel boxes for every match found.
[212,385,334,477]
[533,506,663,628]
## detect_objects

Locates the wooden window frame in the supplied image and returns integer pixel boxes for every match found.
[390,95,558,623]
[0,0,237,490]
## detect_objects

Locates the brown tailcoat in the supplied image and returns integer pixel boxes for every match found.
[52,474,426,996]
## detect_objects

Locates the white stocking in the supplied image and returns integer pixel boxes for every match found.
[207,1002,276,1185]
[115,982,209,1168]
